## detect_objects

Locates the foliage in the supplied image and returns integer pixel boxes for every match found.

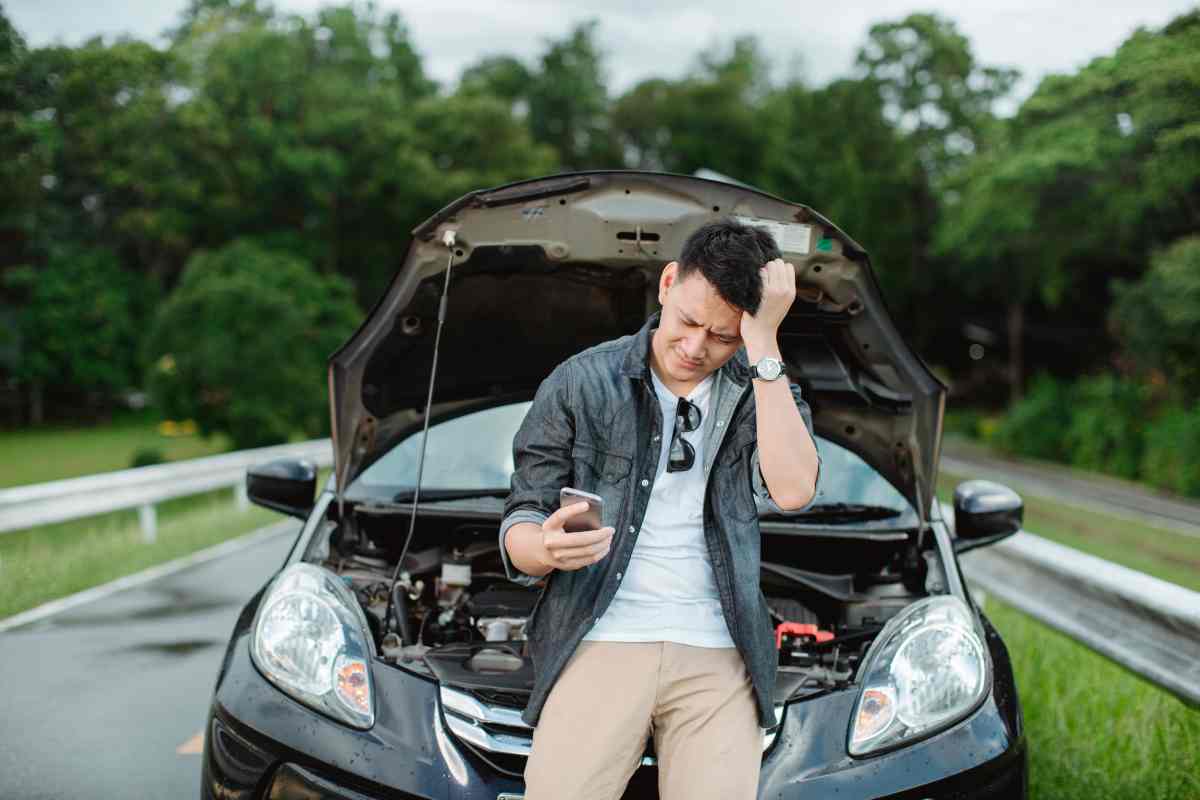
[411,91,558,199]
[977,370,1200,498]
[990,373,1074,461]
[936,11,1200,310]
[1,3,1198,434]
[757,76,930,314]
[2,247,156,397]
[143,239,360,448]
[855,12,1018,177]
[130,446,165,468]
[1141,404,1200,497]
[1110,236,1200,398]
[612,37,773,179]
[1062,374,1148,479]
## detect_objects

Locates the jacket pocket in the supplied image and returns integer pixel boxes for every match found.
[570,442,633,487]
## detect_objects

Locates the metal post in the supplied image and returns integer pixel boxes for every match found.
[234,480,249,512]
[139,503,157,544]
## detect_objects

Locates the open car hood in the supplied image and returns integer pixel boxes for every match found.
[328,171,946,517]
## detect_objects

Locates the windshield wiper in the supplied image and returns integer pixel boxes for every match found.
[391,488,510,503]
[789,503,902,521]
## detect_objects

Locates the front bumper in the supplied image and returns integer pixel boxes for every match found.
[203,633,1026,800]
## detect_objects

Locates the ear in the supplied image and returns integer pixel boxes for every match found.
[658,261,678,304]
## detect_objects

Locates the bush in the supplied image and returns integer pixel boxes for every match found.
[2,247,157,401]
[1141,404,1200,497]
[991,373,1074,461]
[130,446,165,468]
[144,239,361,449]
[1062,375,1148,480]
[943,408,986,439]
[1111,236,1200,399]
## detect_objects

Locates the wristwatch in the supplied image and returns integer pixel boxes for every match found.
[749,356,784,381]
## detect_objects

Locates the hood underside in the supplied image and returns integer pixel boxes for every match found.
[328,171,946,516]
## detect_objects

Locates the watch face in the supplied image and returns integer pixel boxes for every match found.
[756,358,782,380]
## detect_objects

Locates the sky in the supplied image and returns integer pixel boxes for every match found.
[6,0,1199,106]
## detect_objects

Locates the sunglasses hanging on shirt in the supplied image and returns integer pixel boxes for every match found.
[667,396,702,472]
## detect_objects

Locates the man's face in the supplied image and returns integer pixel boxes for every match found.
[651,262,744,385]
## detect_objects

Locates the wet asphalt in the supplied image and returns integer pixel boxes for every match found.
[0,523,298,800]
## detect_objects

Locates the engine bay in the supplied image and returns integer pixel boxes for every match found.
[311,504,945,705]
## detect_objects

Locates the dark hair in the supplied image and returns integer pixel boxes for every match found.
[676,218,780,313]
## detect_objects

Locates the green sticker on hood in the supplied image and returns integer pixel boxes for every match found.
[816,238,834,252]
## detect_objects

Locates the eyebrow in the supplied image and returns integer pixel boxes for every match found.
[680,310,737,338]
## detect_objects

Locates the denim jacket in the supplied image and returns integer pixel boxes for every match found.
[499,310,821,729]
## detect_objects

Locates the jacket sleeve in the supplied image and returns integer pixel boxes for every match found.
[750,380,822,515]
[498,358,576,585]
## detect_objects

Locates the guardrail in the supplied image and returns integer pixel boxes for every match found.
[0,439,332,542]
[3,445,1196,706]
[948,503,1200,708]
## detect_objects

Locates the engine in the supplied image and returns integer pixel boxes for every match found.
[316,506,937,701]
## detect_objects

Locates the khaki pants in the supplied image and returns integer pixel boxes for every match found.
[522,640,762,800]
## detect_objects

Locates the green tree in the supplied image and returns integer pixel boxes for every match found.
[1110,236,1200,398]
[459,21,620,169]
[757,77,930,328]
[169,1,443,302]
[2,247,155,421]
[935,10,1200,404]
[19,39,191,282]
[412,91,558,198]
[856,12,1018,177]
[0,7,41,267]
[458,55,531,105]
[612,37,773,179]
[144,239,360,448]
[526,21,621,169]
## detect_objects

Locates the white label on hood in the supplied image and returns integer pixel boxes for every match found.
[734,216,812,255]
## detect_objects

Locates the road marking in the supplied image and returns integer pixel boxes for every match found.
[0,520,296,633]
[177,731,204,755]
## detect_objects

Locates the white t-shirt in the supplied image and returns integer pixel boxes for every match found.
[582,366,736,648]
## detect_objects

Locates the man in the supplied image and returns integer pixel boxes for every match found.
[499,218,822,799]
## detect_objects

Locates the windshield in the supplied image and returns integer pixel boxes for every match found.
[349,400,912,514]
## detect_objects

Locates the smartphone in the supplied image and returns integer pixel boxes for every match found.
[559,487,604,533]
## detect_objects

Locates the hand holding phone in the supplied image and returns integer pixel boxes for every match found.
[532,487,613,572]
[558,487,604,533]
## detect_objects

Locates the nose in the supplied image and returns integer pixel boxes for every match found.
[680,331,705,361]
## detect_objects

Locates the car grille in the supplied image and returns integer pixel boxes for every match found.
[438,686,785,768]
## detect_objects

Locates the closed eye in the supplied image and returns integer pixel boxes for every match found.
[680,311,736,344]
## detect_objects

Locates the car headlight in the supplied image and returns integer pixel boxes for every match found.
[250,563,376,729]
[848,594,988,756]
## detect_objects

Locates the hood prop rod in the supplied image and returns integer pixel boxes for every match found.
[384,229,458,642]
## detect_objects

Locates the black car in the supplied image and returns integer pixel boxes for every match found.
[202,171,1028,799]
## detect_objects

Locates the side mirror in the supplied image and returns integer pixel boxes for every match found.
[246,458,317,519]
[952,479,1023,554]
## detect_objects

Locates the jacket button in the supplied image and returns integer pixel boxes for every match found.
[616,572,623,580]
[628,525,636,533]
[652,434,660,442]
[640,478,649,487]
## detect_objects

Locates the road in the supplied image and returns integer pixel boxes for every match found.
[941,435,1200,537]
[0,523,297,800]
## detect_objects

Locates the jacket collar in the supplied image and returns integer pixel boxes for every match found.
[620,310,752,386]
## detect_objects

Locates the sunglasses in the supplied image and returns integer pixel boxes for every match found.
[667,396,702,472]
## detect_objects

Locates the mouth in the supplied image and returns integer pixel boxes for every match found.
[675,348,703,370]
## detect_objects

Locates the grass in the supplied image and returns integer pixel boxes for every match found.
[0,490,277,619]
[0,409,233,488]
[982,594,1200,800]
[937,470,1200,593]
[0,467,332,620]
